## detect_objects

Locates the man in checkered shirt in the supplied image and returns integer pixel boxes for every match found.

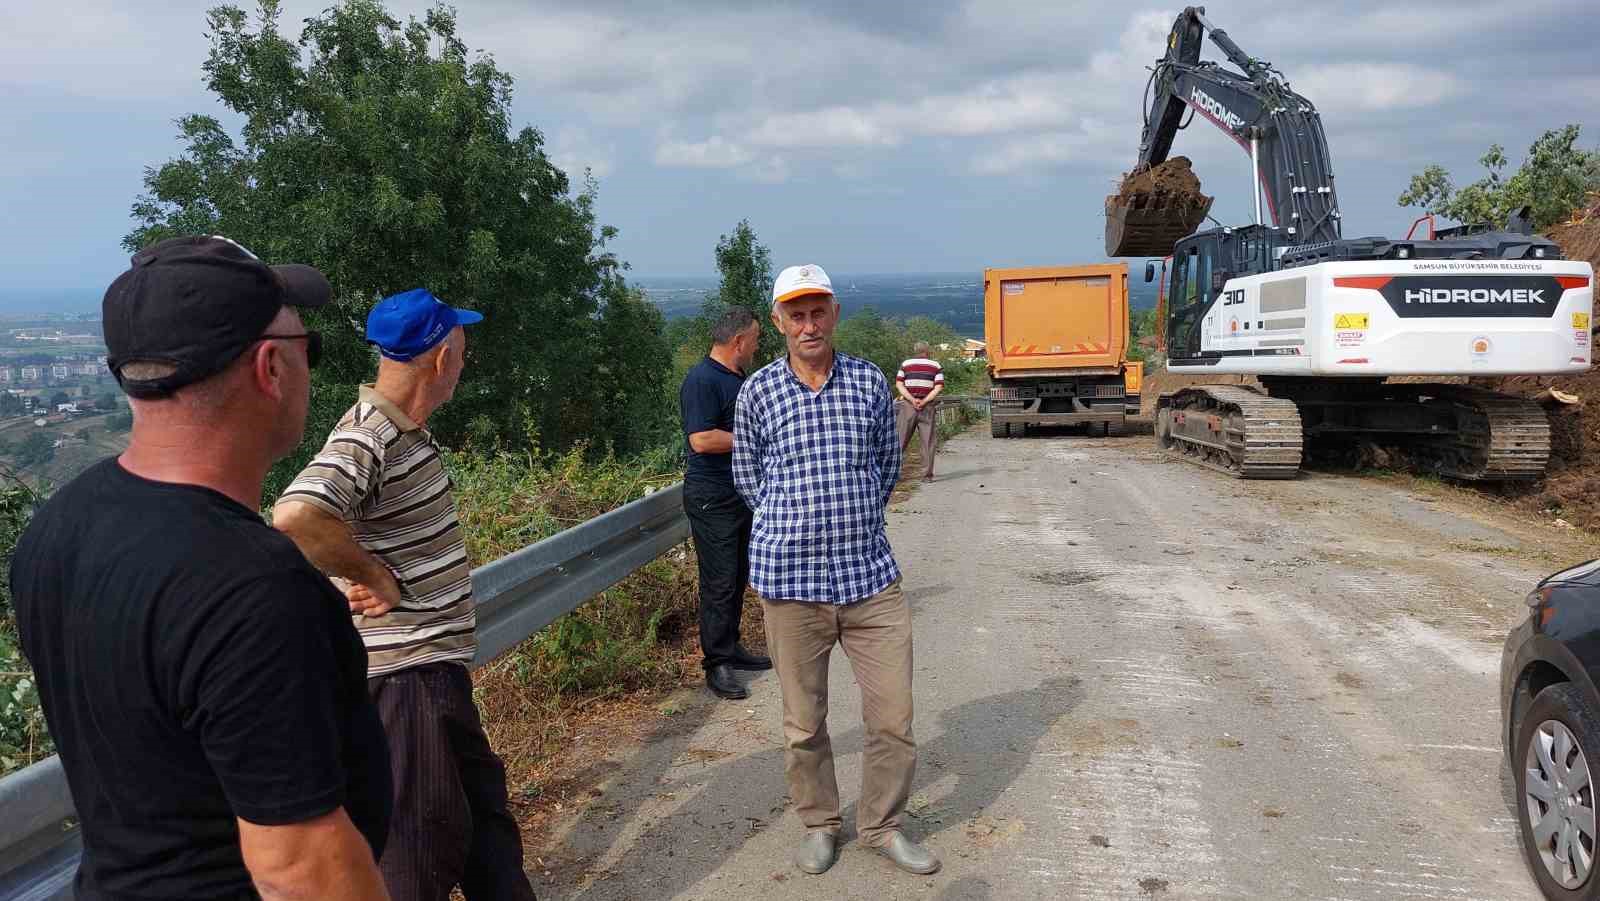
[733,263,939,878]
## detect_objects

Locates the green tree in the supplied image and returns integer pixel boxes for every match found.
[1128,307,1159,363]
[709,220,783,363]
[1399,125,1600,230]
[0,394,22,418]
[123,0,670,497]
[570,276,675,455]
[96,392,121,412]
[835,310,985,398]
[669,220,783,389]
[14,432,54,468]
[106,412,134,433]
[48,392,70,410]
[834,308,910,388]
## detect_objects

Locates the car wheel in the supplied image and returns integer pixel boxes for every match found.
[1517,683,1600,899]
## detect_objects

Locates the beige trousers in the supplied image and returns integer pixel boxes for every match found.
[895,399,937,478]
[761,581,915,846]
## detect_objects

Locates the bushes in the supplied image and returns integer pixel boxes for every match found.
[449,446,699,784]
[0,477,47,775]
[833,308,986,398]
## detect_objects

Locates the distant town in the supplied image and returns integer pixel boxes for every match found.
[0,314,127,488]
[0,315,114,414]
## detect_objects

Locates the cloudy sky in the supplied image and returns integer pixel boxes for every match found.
[3,0,1596,309]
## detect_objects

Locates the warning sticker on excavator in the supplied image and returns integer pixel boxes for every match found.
[1574,312,1590,330]
[1334,313,1369,329]
[1335,330,1365,348]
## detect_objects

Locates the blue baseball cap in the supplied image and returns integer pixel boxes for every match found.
[365,288,484,361]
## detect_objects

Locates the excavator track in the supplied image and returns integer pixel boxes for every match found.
[1417,387,1550,481]
[1155,385,1303,479]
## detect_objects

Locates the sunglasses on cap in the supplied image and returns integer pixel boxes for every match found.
[254,331,322,369]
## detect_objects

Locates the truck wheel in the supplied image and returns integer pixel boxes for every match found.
[1107,418,1125,437]
[1088,421,1109,438]
[991,418,1007,438]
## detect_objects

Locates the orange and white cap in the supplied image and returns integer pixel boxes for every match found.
[772,264,834,305]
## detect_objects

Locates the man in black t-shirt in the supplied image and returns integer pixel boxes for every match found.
[679,306,771,700]
[11,236,392,900]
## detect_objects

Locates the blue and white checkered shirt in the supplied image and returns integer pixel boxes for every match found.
[733,351,902,605]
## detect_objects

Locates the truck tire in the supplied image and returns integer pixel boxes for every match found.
[1088,421,1109,438]
[991,418,1007,439]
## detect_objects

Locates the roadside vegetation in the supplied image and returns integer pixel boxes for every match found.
[0,0,985,779]
[11,0,1591,790]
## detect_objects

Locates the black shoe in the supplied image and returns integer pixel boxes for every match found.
[706,664,749,700]
[731,644,772,671]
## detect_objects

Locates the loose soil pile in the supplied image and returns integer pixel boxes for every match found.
[1479,202,1600,534]
[1463,370,1600,535]
[1547,194,1600,266]
[1114,156,1209,207]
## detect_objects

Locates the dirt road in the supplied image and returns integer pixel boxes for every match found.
[534,429,1597,899]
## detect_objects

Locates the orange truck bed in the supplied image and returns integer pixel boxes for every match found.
[983,264,1130,377]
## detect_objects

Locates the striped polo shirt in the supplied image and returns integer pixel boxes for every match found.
[280,386,475,677]
[895,357,944,400]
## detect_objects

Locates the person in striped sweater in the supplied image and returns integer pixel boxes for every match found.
[894,343,945,481]
[275,289,536,901]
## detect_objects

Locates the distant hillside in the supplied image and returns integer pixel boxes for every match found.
[0,412,129,491]
[639,269,1162,339]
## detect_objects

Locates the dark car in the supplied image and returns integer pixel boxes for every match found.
[1503,558,1600,899]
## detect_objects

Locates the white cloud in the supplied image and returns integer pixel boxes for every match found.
[0,3,204,98]
[653,138,789,183]
[1293,63,1461,114]
[548,127,616,179]
[713,9,1170,176]
[748,106,902,148]
[654,136,754,168]
[738,155,792,185]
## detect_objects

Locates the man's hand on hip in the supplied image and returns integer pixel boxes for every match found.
[344,568,402,617]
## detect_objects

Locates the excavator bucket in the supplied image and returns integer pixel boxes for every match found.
[1104,192,1214,257]
[1103,156,1214,257]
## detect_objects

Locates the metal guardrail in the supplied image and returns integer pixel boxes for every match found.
[0,483,691,901]
[933,394,990,430]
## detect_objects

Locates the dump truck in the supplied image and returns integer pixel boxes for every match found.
[984,263,1143,438]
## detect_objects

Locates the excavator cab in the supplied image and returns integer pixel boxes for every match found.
[1165,239,1215,360]
[1162,225,1287,360]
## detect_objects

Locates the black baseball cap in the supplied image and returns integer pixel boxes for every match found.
[103,235,332,398]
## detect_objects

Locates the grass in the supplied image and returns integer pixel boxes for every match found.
[448,446,706,799]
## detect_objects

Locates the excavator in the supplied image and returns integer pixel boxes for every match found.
[1106,6,1594,480]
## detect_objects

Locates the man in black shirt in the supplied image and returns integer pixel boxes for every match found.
[680,307,771,699]
[11,235,392,900]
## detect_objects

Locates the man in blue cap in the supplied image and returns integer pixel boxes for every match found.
[276,289,538,901]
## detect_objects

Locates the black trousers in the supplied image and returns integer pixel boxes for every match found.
[368,662,537,901]
[683,479,752,671]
